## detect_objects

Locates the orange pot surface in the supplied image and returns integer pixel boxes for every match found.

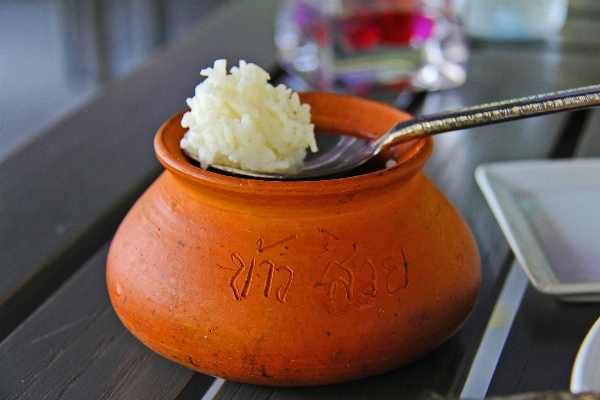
[106,92,481,386]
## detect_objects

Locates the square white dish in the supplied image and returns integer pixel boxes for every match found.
[475,158,600,302]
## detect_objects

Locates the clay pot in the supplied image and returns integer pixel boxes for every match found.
[106,92,481,386]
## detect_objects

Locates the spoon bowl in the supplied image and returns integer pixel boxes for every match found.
[184,84,600,180]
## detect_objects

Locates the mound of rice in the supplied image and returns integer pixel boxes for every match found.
[180,60,317,173]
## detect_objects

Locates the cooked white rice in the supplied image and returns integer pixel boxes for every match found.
[180,60,317,173]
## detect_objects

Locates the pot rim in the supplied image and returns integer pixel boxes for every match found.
[154,92,433,195]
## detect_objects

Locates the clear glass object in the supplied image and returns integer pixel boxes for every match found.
[275,0,469,95]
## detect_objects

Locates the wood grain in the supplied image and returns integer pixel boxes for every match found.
[1,1,600,398]
[0,244,195,399]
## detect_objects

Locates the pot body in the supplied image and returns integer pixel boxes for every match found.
[106,92,481,386]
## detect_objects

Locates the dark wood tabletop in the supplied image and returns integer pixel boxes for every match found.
[1,0,600,399]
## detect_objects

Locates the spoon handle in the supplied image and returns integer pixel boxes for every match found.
[377,84,600,151]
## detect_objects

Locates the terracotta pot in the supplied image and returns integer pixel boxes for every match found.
[106,92,481,386]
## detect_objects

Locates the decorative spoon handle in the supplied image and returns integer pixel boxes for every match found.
[376,84,600,151]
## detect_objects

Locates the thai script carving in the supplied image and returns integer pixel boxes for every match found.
[319,244,408,302]
[227,236,296,303]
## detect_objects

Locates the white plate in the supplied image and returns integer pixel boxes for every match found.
[571,316,600,393]
[475,158,600,302]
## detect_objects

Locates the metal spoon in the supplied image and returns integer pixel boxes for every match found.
[184,84,600,180]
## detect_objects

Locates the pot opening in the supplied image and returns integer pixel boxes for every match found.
[157,92,432,188]
[182,130,393,181]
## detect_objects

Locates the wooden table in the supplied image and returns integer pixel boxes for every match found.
[1,0,600,398]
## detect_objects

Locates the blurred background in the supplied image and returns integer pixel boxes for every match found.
[0,0,227,162]
[0,0,593,163]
